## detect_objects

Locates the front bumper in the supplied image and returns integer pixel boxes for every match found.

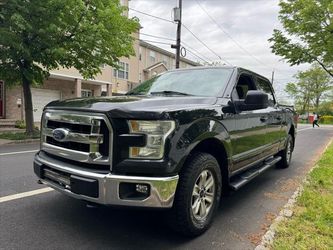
[34,152,179,208]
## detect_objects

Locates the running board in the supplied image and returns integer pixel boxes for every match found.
[229,156,282,190]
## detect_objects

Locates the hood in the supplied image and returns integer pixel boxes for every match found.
[45,95,219,119]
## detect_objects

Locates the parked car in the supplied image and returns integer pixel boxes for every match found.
[34,66,297,236]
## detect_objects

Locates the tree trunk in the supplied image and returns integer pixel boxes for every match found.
[22,75,34,136]
[301,100,306,114]
[315,95,320,110]
[306,97,310,124]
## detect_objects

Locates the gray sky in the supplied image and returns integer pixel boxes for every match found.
[129,0,310,102]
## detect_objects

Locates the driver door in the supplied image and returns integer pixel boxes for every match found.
[229,72,268,172]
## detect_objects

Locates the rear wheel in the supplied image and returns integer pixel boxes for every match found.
[168,152,222,236]
[277,134,293,168]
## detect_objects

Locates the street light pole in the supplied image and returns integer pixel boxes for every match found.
[171,0,182,69]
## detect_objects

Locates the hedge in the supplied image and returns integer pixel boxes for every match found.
[320,115,333,124]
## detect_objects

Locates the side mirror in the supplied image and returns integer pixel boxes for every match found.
[238,90,268,111]
[222,101,236,114]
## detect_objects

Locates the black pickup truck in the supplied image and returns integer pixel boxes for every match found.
[34,66,297,236]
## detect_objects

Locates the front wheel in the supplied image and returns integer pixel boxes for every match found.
[277,134,293,169]
[167,152,222,236]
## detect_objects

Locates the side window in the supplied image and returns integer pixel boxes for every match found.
[256,78,275,106]
[233,74,256,100]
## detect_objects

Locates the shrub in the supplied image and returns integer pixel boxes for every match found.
[320,115,333,124]
[15,120,26,129]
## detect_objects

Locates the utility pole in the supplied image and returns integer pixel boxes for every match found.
[171,0,182,69]
[271,69,275,85]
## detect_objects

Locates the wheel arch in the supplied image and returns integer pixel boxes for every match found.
[183,138,231,191]
[288,124,296,148]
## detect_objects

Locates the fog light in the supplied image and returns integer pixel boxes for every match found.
[119,183,150,200]
[136,184,149,194]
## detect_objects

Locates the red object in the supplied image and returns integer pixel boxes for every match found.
[308,115,314,123]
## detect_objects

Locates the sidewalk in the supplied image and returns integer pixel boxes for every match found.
[0,139,11,145]
[0,138,40,146]
[297,123,333,128]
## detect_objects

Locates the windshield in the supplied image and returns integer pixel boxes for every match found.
[127,68,233,97]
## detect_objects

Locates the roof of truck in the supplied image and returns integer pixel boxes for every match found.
[168,66,271,83]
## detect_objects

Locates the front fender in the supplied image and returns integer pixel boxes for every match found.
[169,118,232,173]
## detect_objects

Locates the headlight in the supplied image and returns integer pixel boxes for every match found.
[128,120,175,159]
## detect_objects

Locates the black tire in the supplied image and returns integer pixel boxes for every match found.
[167,152,222,237]
[277,134,293,169]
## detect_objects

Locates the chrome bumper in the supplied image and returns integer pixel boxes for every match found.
[34,152,178,208]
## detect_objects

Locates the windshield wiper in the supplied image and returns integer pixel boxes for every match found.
[150,90,192,96]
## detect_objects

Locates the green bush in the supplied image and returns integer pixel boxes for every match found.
[15,120,26,129]
[0,131,40,140]
[320,115,333,124]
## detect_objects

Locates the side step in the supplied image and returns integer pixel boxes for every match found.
[229,156,282,190]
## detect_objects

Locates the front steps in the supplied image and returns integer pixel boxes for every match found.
[0,119,23,132]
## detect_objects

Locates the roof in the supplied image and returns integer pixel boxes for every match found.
[144,62,168,72]
[50,72,111,85]
[166,66,272,83]
[139,40,201,67]
[167,65,236,72]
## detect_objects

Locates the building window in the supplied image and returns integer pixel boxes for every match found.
[149,51,156,64]
[113,62,129,80]
[81,89,93,97]
[139,47,142,61]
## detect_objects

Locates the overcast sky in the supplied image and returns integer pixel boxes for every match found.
[129,0,310,102]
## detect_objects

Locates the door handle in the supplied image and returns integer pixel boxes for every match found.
[260,116,268,122]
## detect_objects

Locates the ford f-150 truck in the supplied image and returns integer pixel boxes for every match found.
[34,66,297,236]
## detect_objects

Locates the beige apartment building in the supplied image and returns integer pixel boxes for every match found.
[0,0,199,123]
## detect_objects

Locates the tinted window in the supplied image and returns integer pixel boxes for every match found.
[256,78,275,106]
[127,68,233,97]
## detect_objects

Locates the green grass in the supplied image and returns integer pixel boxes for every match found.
[273,142,333,250]
[0,131,40,140]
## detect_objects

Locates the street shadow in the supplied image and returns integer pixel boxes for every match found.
[36,168,277,249]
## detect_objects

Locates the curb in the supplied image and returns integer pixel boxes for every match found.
[4,139,40,145]
[255,139,333,250]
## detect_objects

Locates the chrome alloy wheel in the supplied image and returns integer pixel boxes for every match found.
[191,170,216,220]
[286,139,292,164]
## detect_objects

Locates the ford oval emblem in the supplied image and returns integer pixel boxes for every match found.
[52,128,69,142]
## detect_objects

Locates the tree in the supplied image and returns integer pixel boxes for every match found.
[318,100,333,115]
[269,0,333,77]
[285,65,332,113]
[0,0,138,135]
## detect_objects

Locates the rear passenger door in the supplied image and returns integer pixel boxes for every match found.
[255,77,282,157]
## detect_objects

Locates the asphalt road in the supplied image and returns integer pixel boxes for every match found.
[1,124,332,250]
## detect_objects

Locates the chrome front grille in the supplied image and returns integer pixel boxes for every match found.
[41,110,113,168]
